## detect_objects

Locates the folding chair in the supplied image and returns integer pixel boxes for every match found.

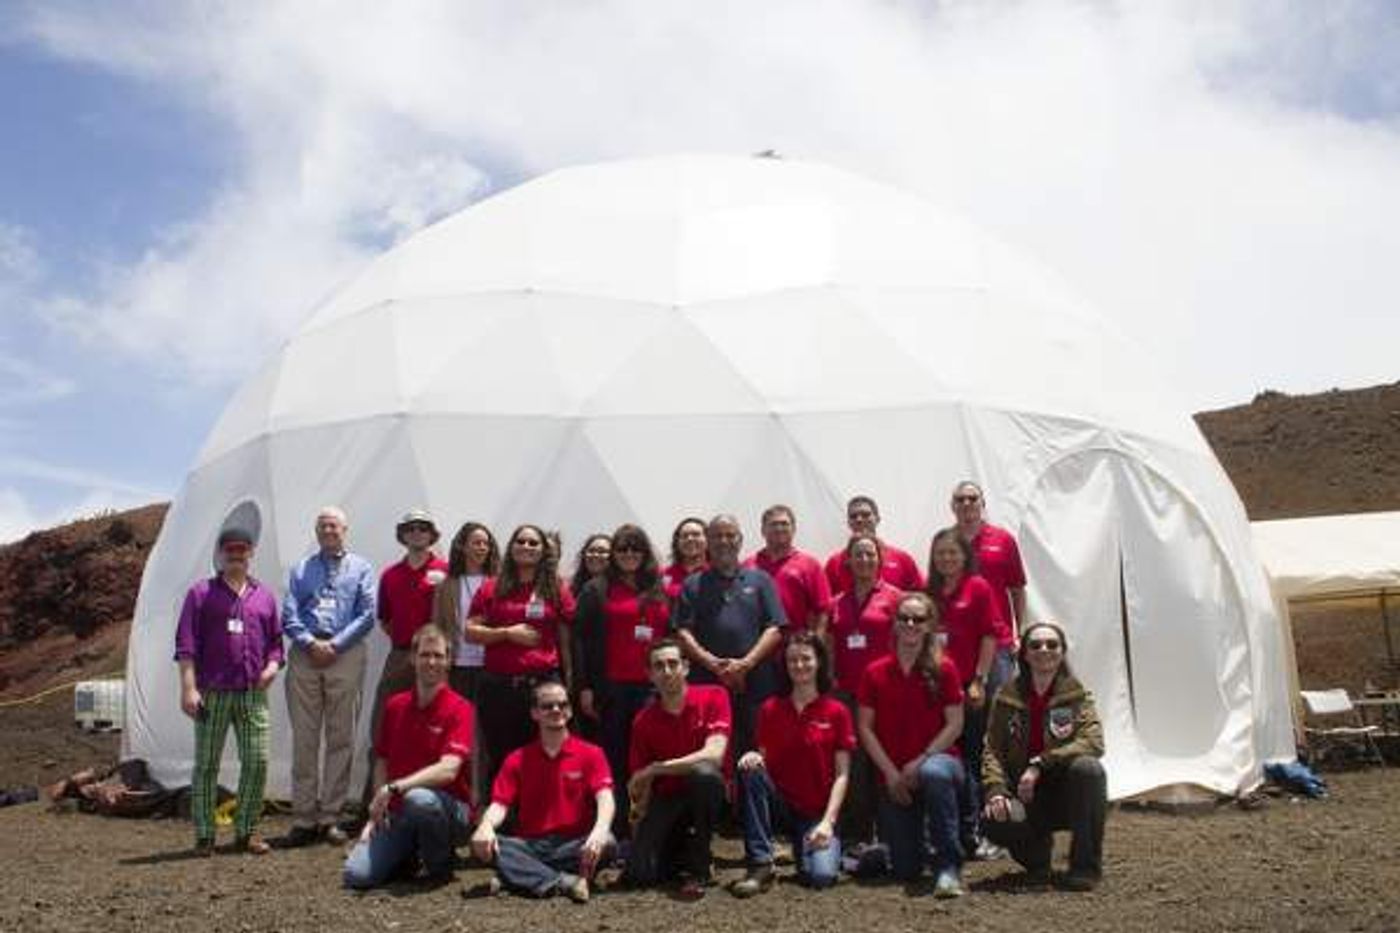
[1300,689,1386,768]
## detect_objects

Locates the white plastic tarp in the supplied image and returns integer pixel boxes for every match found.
[1251,511,1400,599]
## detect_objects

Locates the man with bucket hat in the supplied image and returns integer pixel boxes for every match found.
[362,509,449,807]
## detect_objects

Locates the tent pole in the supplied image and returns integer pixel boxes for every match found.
[1382,589,1396,685]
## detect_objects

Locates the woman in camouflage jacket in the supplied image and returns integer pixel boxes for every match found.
[981,621,1107,891]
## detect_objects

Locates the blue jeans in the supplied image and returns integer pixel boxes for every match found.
[343,788,470,889]
[739,768,841,888]
[961,648,1016,843]
[495,834,615,896]
[876,753,965,880]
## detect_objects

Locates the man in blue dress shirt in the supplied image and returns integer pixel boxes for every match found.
[282,506,377,846]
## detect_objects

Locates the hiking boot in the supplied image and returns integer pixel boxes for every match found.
[933,868,964,899]
[283,824,320,848]
[731,864,775,899]
[192,838,216,858]
[235,833,272,856]
[974,838,1008,861]
[1061,869,1100,892]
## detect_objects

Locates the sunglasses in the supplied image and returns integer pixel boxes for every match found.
[1027,638,1061,651]
[614,543,645,554]
[221,543,251,555]
[895,613,929,625]
[536,700,571,712]
[514,538,544,548]
[403,523,434,533]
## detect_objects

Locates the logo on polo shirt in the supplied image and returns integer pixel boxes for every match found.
[563,770,584,780]
[427,725,444,736]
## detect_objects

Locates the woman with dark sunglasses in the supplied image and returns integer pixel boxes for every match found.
[572,523,669,828]
[466,523,577,790]
[981,621,1106,891]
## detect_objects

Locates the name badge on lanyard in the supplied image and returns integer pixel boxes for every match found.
[846,633,867,650]
[633,624,654,642]
[227,617,245,635]
[525,595,545,620]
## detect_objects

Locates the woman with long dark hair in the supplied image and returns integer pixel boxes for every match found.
[856,592,966,896]
[982,621,1106,891]
[733,632,853,896]
[927,526,999,857]
[466,523,576,789]
[432,521,501,703]
[571,533,613,602]
[572,523,669,828]
[662,517,708,601]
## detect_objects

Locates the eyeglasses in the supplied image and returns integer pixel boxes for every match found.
[895,613,929,625]
[221,543,251,555]
[953,495,981,504]
[584,548,611,557]
[1026,639,1061,651]
[614,543,645,554]
[536,700,571,712]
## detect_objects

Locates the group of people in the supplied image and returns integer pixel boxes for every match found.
[172,483,1107,902]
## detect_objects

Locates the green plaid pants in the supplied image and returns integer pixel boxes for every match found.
[191,689,269,841]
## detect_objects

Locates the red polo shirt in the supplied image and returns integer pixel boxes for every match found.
[379,555,449,648]
[823,542,923,596]
[376,685,474,805]
[491,734,613,839]
[932,573,1000,684]
[829,580,904,694]
[857,654,964,778]
[757,693,856,820]
[968,523,1026,648]
[662,563,704,602]
[600,579,670,685]
[468,577,576,676]
[1027,684,1050,758]
[745,548,831,631]
[629,684,732,797]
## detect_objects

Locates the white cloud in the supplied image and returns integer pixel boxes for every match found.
[15,0,1400,407]
[0,483,153,544]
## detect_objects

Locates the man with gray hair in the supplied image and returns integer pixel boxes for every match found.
[672,514,785,760]
[282,506,377,846]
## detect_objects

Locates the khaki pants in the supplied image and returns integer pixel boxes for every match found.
[286,640,367,826]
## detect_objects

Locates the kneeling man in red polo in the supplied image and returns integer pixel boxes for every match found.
[622,638,731,899]
[343,624,474,888]
[471,680,615,902]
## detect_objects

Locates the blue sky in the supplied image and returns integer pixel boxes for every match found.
[1,1,1398,541]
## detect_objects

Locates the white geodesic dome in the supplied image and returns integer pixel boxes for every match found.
[125,154,1296,800]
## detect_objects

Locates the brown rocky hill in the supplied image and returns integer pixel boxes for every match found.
[1194,381,1400,519]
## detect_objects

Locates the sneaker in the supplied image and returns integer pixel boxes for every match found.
[192,838,216,858]
[1061,869,1100,892]
[323,824,350,846]
[563,874,591,904]
[461,876,503,899]
[675,876,707,902]
[933,869,964,899]
[234,834,272,856]
[974,839,1007,861]
[731,864,775,899]
[282,824,320,848]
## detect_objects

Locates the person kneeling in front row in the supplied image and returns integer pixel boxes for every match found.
[622,639,731,900]
[343,624,474,889]
[471,680,615,902]
[733,631,853,896]
[981,621,1106,891]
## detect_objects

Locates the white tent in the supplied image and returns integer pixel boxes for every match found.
[124,154,1296,800]
[1252,511,1400,599]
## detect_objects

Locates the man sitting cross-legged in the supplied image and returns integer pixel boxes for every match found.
[343,624,474,889]
[470,680,615,902]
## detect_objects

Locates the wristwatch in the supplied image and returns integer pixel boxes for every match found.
[384,781,401,796]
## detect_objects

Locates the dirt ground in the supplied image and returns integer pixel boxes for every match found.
[2,692,1398,933]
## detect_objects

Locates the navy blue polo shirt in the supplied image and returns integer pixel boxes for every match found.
[672,566,787,698]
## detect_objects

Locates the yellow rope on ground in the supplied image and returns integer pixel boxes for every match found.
[0,669,124,708]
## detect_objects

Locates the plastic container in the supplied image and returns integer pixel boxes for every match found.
[74,679,125,732]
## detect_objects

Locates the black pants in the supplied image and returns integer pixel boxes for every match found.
[624,764,726,884]
[833,690,876,846]
[477,669,559,793]
[600,681,655,831]
[982,756,1107,875]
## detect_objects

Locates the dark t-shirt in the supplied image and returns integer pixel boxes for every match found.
[671,566,786,698]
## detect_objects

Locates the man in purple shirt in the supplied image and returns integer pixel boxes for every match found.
[174,526,284,855]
